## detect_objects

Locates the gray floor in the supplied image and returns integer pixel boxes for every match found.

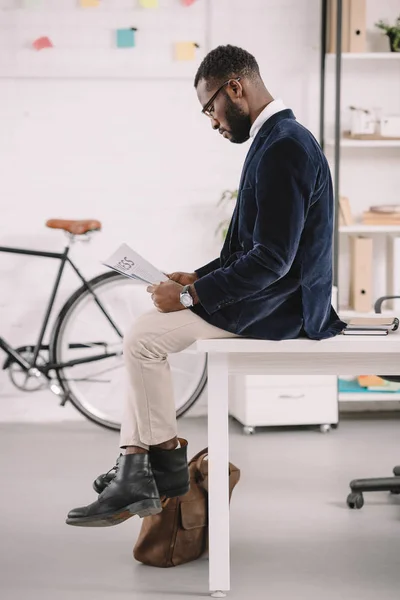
[1,417,400,600]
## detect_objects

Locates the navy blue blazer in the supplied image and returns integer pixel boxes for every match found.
[192,109,346,340]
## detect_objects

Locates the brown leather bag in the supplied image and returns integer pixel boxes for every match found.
[133,448,240,568]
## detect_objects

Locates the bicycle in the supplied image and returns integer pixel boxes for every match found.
[0,219,207,431]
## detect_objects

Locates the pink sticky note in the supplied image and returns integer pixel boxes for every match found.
[182,0,196,5]
[32,36,53,51]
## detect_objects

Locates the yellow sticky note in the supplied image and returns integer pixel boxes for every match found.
[174,42,197,61]
[80,0,100,7]
[139,0,158,7]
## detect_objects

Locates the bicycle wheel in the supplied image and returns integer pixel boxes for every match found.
[50,271,207,431]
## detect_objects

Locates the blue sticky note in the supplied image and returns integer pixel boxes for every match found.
[116,29,136,48]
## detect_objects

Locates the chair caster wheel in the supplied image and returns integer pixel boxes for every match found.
[347,492,364,509]
[331,423,339,429]
[320,424,331,433]
[243,426,255,435]
[393,466,400,477]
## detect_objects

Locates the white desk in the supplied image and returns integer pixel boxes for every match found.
[196,333,400,597]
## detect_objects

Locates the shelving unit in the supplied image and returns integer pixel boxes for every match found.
[320,0,400,299]
[320,1,400,289]
[320,0,400,409]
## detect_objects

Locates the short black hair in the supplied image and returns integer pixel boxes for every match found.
[194,45,260,90]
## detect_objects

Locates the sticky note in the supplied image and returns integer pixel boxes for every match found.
[22,0,43,7]
[116,28,136,49]
[32,36,53,51]
[182,0,196,5]
[79,0,100,7]
[174,42,198,61]
[139,0,158,8]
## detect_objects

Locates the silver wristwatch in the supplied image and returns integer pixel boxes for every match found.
[180,285,194,308]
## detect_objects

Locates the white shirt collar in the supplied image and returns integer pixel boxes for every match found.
[249,99,287,139]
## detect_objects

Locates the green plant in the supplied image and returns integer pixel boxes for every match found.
[216,189,238,240]
[375,15,400,52]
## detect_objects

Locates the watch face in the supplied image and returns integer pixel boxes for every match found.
[181,292,193,308]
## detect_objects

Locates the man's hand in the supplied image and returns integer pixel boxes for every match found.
[167,271,198,286]
[147,280,185,313]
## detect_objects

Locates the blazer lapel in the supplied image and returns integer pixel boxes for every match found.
[225,110,296,254]
[226,134,266,252]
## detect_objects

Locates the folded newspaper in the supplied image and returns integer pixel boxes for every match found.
[103,243,168,285]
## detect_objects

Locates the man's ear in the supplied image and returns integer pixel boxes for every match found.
[227,78,243,100]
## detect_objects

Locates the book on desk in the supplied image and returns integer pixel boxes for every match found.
[342,316,399,336]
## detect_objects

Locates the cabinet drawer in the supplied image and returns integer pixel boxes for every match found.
[233,375,336,389]
[230,385,338,427]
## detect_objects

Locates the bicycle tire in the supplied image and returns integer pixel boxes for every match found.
[49,270,207,431]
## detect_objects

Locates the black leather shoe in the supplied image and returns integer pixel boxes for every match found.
[66,453,161,527]
[93,438,190,499]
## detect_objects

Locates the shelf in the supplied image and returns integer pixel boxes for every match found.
[326,138,400,147]
[339,309,396,319]
[339,392,400,401]
[339,224,400,234]
[327,52,400,60]
[338,379,400,401]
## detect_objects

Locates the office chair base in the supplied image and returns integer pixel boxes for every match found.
[346,467,400,509]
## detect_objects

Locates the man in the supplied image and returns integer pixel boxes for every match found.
[67,45,346,527]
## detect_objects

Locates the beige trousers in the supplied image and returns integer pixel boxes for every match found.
[119,308,237,449]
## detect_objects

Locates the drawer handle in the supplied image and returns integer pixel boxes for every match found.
[278,394,305,399]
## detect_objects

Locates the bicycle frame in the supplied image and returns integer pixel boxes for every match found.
[0,242,123,377]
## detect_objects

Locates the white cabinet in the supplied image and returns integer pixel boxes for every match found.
[229,374,338,434]
[228,288,339,434]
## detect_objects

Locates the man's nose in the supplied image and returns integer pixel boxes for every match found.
[210,116,220,130]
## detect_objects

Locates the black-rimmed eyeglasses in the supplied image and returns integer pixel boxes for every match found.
[201,77,241,118]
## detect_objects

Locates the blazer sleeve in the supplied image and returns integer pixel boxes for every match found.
[193,138,315,315]
[195,257,221,279]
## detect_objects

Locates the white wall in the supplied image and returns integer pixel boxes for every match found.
[0,0,323,421]
[3,0,396,422]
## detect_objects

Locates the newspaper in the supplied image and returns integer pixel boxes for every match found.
[103,243,168,285]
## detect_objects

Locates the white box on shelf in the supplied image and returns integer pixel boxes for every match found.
[350,109,375,136]
[380,115,400,138]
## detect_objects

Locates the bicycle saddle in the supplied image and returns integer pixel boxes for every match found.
[46,219,102,235]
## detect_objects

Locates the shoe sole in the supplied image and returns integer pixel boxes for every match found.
[66,498,162,528]
[93,482,190,499]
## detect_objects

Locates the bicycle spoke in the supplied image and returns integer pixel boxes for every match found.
[61,362,124,380]
[53,273,207,429]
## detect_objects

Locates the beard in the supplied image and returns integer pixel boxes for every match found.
[224,95,252,144]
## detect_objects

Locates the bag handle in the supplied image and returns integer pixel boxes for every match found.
[189,447,208,467]
[190,448,240,488]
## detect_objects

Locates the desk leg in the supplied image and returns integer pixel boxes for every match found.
[208,352,230,598]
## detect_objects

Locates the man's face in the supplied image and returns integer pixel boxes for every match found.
[197,78,252,144]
